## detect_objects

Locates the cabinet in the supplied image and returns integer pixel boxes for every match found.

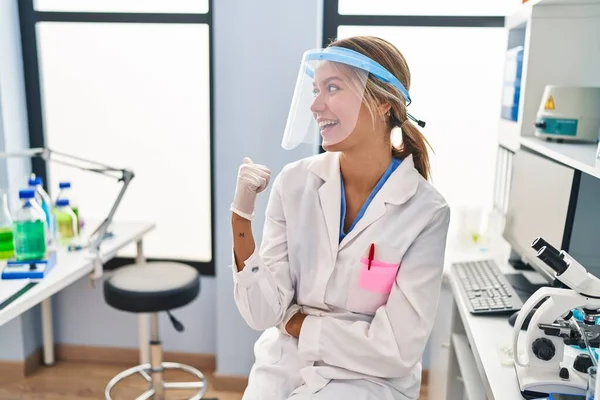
[497,0,600,152]
[429,278,486,400]
[427,278,454,400]
[428,0,600,398]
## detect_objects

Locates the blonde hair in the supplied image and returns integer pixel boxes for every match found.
[327,36,432,181]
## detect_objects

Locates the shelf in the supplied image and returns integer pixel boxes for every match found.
[520,136,600,178]
[524,0,600,7]
[537,0,600,5]
[451,334,486,400]
[505,0,600,29]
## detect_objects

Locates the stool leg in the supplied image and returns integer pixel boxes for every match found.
[136,240,150,365]
[150,313,165,400]
[105,309,207,400]
[138,313,150,364]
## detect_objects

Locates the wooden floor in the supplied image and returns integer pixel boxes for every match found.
[0,361,428,399]
[0,361,243,400]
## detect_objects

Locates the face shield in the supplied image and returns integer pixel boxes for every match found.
[281,46,413,150]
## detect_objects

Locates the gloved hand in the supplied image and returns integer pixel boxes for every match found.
[230,157,271,221]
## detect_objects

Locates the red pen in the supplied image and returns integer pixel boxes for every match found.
[368,243,375,270]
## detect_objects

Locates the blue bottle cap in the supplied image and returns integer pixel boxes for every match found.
[19,189,36,199]
[59,182,71,189]
[56,199,70,207]
[28,177,43,186]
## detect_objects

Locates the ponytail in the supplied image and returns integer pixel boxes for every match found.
[390,118,432,181]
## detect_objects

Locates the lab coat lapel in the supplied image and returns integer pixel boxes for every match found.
[307,152,341,265]
[338,154,420,251]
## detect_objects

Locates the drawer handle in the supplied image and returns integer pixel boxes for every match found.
[441,343,450,348]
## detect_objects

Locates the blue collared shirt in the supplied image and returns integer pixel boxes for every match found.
[339,158,402,242]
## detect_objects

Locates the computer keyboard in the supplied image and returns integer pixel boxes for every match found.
[453,260,524,315]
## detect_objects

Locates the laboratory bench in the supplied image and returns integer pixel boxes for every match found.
[0,221,156,366]
[428,236,545,400]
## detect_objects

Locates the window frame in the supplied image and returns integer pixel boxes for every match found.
[324,0,505,47]
[17,0,216,276]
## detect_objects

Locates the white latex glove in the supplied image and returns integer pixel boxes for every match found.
[230,157,271,221]
[278,303,302,336]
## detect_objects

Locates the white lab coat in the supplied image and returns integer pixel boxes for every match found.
[232,151,451,400]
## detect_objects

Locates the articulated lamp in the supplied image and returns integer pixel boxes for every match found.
[0,147,134,280]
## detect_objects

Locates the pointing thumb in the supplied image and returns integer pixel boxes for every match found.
[243,157,253,164]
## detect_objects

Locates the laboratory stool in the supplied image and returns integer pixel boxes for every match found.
[103,261,208,400]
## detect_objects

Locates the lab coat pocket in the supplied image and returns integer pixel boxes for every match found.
[346,244,402,314]
[358,257,400,294]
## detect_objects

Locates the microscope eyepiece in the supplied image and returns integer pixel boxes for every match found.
[532,237,562,258]
[537,246,569,274]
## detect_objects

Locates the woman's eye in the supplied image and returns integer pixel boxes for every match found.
[312,85,339,97]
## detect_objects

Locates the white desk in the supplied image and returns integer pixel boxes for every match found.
[428,238,536,400]
[0,221,155,366]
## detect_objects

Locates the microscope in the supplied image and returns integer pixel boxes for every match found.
[512,237,600,399]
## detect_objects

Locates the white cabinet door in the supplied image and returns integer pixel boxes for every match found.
[427,278,455,400]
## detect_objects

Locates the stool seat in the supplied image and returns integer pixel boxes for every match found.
[104,262,200,313]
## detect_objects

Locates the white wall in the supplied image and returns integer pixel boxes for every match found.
[213,0,322,375]
[0,0,32,203]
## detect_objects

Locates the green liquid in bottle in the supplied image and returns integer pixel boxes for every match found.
[13,220,46,261]
[55,211,75,244]
[0,227,15,260]
[71,206,80,233]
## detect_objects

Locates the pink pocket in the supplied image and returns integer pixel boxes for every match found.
[358,257,400,294]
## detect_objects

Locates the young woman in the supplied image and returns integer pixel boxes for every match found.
[230,35,451,400]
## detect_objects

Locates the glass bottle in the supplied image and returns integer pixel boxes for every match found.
[56,181,80,233]
[13,189,47,261]
[0,191,15,260]
[54,198,78,245]
[28,176,55,245]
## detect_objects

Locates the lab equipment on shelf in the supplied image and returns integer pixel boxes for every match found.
[12,189,47,261]
[501,46,524,122]
[0,191,14,260]
[534,85,600,143]
[452,259,525,314]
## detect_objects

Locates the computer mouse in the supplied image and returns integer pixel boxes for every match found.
[509,308,538,330]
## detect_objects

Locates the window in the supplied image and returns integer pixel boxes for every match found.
[34,0,209,13]
[325,0,507,211]
[338,0,519,16]
[19,0,214,274]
